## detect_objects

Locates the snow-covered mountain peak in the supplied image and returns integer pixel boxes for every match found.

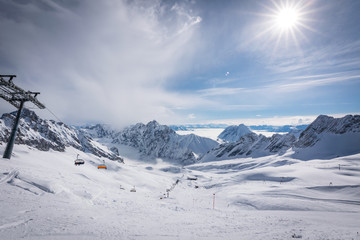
[296,114,360,148]
[79,123,117,139]
[112,120,219,164]
[145,120,175,134]
[292,114,360,159]
[2,108,38,126]
[146,120,160,128]
[114,120,195,164]
[303,114,360,135]
[218,123,253,142]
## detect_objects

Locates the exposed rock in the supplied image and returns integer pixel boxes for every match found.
[0,109,118,160]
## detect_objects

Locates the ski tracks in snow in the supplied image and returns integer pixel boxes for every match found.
[0,218,33,231]
[0,169,19,184]
[1,169,54,195]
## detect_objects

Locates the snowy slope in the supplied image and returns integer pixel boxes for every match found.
[0,144,359,239]
[176,128,225,141]
[178,133,218,156]
[218,124,253,142]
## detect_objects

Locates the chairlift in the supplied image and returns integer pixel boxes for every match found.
[74,154,85,166]
[97,160,107,169]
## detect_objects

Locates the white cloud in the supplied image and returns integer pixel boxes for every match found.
[187,113,196,119]
[197,87,245,97]
[270,73,360,93]
[205,113,359,126]
[0,0,202,127]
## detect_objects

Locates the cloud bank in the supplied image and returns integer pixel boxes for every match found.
[0,0,203,127]
[1,0,359,126]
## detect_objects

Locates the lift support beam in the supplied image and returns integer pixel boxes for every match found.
[0,75,45,159]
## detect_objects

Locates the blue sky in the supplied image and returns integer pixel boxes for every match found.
[0,0,359,127]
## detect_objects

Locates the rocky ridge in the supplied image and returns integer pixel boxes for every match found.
[0,109,119,160]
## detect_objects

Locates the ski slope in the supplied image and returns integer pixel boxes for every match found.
[0,144,359,239]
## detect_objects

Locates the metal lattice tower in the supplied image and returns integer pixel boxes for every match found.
[0,75,45,159]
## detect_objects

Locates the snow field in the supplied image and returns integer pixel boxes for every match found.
[0,144,360,239]
[176,128,224,141]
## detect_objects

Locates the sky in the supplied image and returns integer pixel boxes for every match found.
[0,0,359,127]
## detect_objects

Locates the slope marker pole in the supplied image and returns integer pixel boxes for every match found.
[213,193,215,209]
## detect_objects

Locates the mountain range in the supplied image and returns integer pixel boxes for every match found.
[200,114,360,162]
[1,109,359,164]
[80,120,218,165]
[170,123,308,133]
[0,109,218,165]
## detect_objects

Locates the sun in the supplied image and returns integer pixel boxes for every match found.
[249,0,315,53]
[275,7,299,31]
[270,2,304,35]
[255,0,316,50]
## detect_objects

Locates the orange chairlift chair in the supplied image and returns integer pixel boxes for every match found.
[97,160,107,169]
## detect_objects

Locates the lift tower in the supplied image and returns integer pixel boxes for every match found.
[0,75,45,159]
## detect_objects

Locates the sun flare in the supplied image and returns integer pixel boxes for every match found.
[276,7,299,30]
[255,0,315,50]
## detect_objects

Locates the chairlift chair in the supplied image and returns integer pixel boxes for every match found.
[74,154,85,166]
[97,160,107,169]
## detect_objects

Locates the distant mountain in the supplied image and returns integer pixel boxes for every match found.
[78,120,219,164]
[218,124,253,142]
[170,123,308,134]
[0,109,119,160]
[201,132,297,162]
[178,133,218,156]
[111,121,218,165]
[169,124,228,131]
[115,121,194,164]
[78,123,117,139]
[293,115,360,160]
[200,115,360,162]
[0,110,218,165]
[4,109,356,164]
[249,125,308,133]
